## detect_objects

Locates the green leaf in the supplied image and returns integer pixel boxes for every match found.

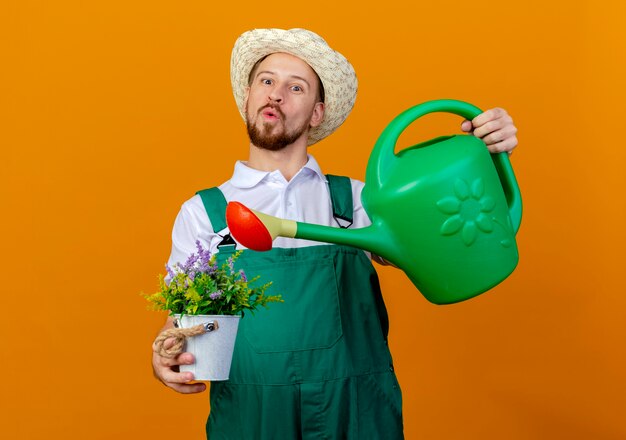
[454,179,470,200]
[440,215,463,235]
[437,197,461,214]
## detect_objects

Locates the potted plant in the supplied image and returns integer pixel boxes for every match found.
[145,241,281,380]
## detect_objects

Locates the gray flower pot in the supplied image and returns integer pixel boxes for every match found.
[174,314,240,381]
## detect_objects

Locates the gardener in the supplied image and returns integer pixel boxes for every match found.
[152,28,518,439]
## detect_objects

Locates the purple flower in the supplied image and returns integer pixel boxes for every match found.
[227,256,234,274]
[196,240,211,261]
[239,270,247,282]
[194,240,214,273]
[182,252,199,273]
[210,290,223,300]
[165,264,175,279]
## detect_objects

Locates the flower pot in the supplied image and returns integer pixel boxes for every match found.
[174,314,241,381]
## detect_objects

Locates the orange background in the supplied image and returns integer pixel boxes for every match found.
[1,0,625,438]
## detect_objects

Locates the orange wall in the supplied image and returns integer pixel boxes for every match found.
[2,0,625,438]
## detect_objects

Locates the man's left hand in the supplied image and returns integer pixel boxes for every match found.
[461,107,518,154]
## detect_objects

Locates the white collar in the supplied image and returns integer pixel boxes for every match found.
[230,154,327,188]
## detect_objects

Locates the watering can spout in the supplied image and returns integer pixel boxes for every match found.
[226,202,387,256]
[296,222,383,255]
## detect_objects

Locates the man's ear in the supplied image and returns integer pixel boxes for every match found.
[309,102,325,128]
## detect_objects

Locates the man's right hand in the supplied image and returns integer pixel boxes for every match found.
[152,320,207,394]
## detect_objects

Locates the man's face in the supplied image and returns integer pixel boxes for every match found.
[245,52,324,151]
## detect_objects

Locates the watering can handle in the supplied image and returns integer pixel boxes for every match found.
[368,99,522,234]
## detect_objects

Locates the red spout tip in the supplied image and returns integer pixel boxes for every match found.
[226,202,273,251]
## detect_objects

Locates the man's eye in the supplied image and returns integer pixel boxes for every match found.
[291,85,302,92]
[261,79,272,85]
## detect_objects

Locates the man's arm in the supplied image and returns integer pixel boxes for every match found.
[151,316,207,394]
[151,197,218,393]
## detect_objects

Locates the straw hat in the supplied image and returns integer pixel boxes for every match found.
[231,28,357,145]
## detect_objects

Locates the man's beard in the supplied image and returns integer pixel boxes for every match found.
[246,105,310,151]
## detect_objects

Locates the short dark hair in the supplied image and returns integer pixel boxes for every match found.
[248,55,325,103]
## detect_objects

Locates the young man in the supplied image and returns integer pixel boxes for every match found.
[152,28,518,439]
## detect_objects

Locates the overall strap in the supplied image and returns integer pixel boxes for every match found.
[326,174,353,228]
[196,187,228,232]
[196,188,236,249]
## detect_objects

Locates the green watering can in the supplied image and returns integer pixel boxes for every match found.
[227,99,522,304]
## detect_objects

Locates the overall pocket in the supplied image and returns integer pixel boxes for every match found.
[240,257,343,353]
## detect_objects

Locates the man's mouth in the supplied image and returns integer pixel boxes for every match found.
[260,105,283,121]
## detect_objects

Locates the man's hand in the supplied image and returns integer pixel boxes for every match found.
[461,107,518,154]
[152,321,207,394]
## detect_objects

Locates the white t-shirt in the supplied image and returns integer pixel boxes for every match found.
[167,155,373,269]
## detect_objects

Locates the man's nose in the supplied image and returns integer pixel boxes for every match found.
[268,87,283,103]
